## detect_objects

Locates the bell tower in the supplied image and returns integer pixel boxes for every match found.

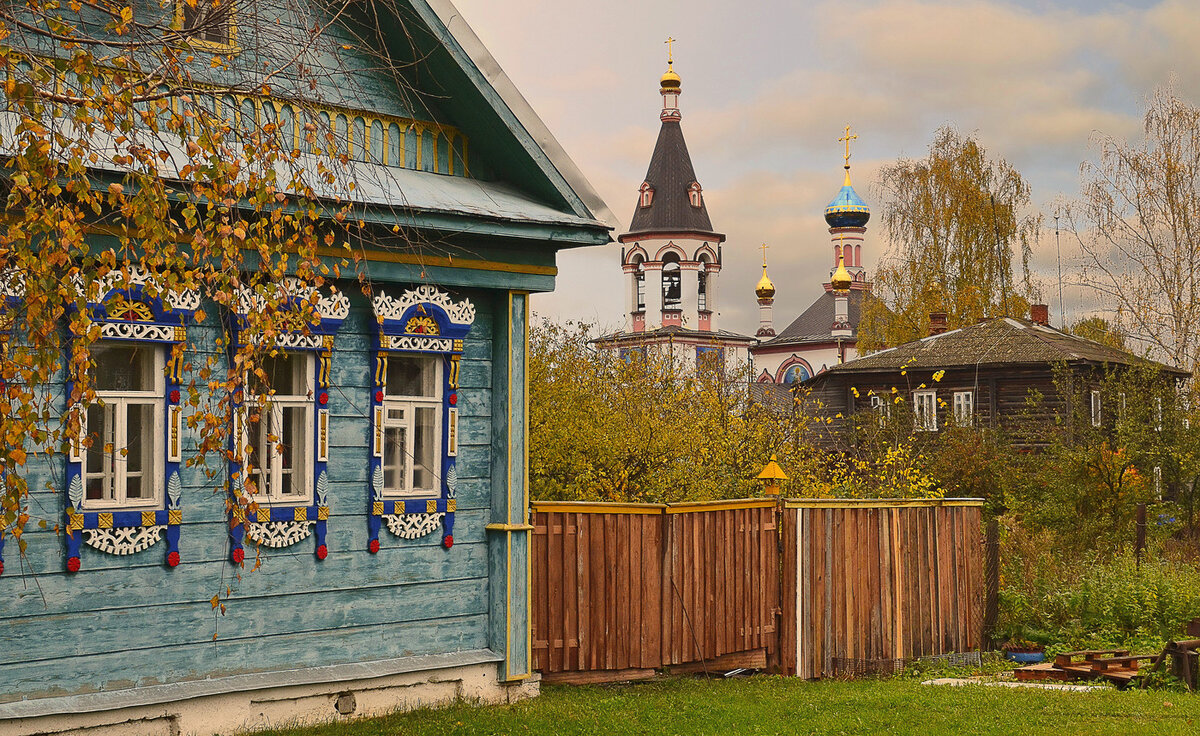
[597,41,755,369]
[617,45,726,333]
[823,125,871,291]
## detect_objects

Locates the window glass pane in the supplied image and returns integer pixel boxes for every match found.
[261,353,309,397]
[383,425,407,491]
[94,344,156,392]
[279,404,308,497]
[124,402,155,499]
[386,355,437,398]
[85,404,111,501]
[413,406,437,491]
[247,410,266,495]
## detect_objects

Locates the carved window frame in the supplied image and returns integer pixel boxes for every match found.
[367,285,475,552]
[227,278,348,563]
[0,271,24,575]
[63,267,200,572]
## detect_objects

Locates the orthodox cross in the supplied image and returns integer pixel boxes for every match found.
[665,36,675,64]
[839,124,858,167]
[760,243,769,267]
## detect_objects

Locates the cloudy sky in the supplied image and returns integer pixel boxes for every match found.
[451,0,1197,337]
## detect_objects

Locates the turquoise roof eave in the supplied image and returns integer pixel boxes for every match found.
[55,153,610,249]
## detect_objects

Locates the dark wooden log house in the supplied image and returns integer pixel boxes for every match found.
[800,306,1190,449]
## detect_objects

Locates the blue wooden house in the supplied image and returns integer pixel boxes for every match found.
[0,1,611,733]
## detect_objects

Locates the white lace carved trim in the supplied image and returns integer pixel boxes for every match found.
[247,520,315,548]
[83,526,165,555]
[384,513,444,540]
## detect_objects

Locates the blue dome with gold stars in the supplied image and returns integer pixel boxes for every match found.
[824,169,871,228]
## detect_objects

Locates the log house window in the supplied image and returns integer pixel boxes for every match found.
[1091,390,1102,428]
[913,390,937,432]
[870,395,890,426]
[952,390,973,426]
[181,0,234,46]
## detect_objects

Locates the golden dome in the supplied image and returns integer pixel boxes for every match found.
[660,63,681,90]
[755,266,776,299]
[831,253,853,291]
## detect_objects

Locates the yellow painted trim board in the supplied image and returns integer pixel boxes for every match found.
[524,293,533,678]
[665,500,775,513]
[531,502,667,515]
[783,498,984,509]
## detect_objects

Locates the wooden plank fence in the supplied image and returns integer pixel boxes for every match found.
[531,497,984,681]
[531,499,778,681]
[784,500,985,678]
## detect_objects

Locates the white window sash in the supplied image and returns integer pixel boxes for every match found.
[1091,390,1102,427]
[381,357,443,498]
[953,391,973,426]
[913,391,937,431]
[242,353,314,505]
[81,347,165,510]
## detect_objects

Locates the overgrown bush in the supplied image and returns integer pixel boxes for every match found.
[998,522,1200,651]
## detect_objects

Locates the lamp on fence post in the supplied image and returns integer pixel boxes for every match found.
[757,455,788,496]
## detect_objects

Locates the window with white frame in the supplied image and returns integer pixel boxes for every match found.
[1156,397,1164,432]
[870,395,891,426]
[952,390,974,426]
[243,352,313,503]
[83,343,164,509]
[1091,390,1102,428]
[1119,392,1127,422]
[1154,465,1163,499]
[913,390,937,431]
[381,354,442,496]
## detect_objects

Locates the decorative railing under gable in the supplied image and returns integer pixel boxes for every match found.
[2,58,470,178]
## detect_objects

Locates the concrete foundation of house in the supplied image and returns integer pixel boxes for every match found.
[0,653,538,736]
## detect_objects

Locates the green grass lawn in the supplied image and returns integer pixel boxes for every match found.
[252,674,1200,736]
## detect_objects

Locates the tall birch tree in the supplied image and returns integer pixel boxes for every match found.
[859,126,1040,350]
[1074,87,1200,375]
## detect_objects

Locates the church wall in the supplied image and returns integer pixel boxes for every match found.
[752,343,860,384]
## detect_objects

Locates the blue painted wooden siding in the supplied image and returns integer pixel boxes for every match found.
[0,285,516,703]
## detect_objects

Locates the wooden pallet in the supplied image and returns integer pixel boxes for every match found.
[1015,650,1153,688]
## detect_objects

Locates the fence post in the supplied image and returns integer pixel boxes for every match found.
[983,518,999,649]
[1136,502,1147,568]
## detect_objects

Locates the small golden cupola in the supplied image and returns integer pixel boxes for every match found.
[830,251,853,292]
[660,64,681,91]
[660,36,681,90]
[755,265,776,299]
